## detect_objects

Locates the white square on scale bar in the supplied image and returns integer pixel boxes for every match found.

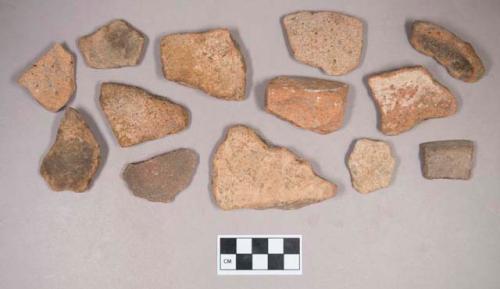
[236,238,252,254]
[284,254,300,270]
[252,254,268,270]
[268,238,284,254]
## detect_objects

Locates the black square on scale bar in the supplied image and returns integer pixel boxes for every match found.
[220,238,236,254]
[236,254,252,270]
[284,238,300,254]
[252,238,268,254]
[268,254,284,270]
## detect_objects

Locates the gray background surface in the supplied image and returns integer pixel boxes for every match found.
[1,0,499,288]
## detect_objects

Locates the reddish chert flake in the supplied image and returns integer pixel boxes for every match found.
[368,66,457,135]
[266,76,348,134]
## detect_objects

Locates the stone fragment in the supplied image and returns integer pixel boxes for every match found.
[123,148,199,202]
[283,11,364,75]
[266,76,348,134]
[347,138,396,193]
[18,43,75,112]
[367,66,457,135]
[212,125,336,210]
[160,28,246,100]
[99,83,189,147]
[78,19,146,69]
[409,21,485,83]
[420,140,474,180]
[40,108,101,192]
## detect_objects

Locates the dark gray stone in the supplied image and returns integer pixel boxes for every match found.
[123,149,199,203]
[40,108,101,192]
[420,140,474,180]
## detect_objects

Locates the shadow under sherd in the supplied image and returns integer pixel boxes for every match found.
[362,73,382,132]
[93,81,119,149]
[229,28,253,102]
[206,124,235,210]
[39,110,65,169]
[253,78,270,111]
[343,138,359,194]
[153,34,165,80]
[279,13,295,62]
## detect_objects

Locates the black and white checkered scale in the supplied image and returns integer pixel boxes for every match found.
[219,237,301,271]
